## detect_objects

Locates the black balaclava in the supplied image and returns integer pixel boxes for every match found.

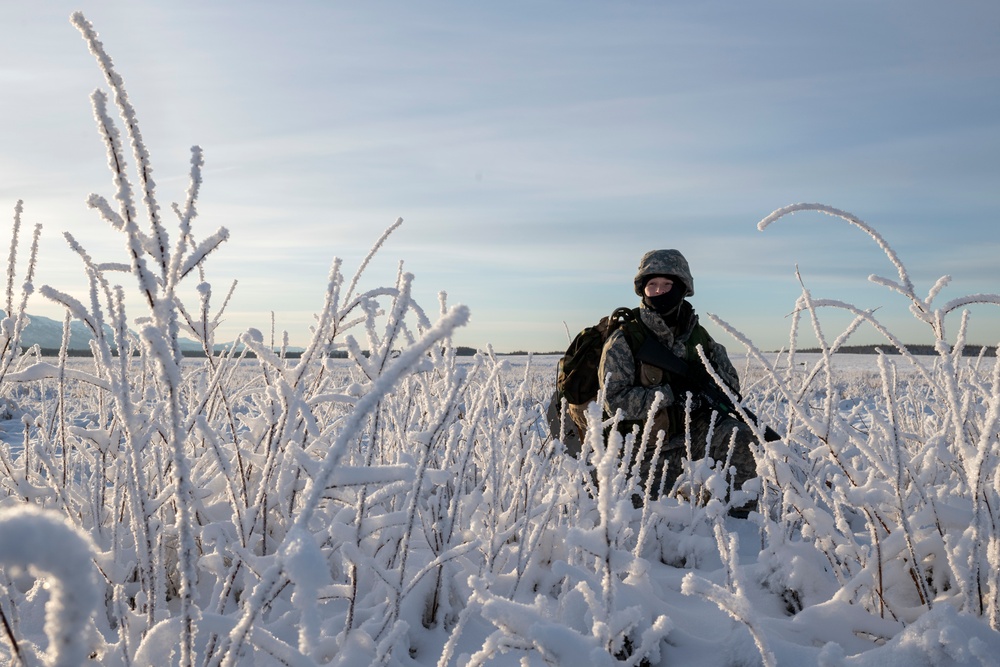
[642,274,686,321]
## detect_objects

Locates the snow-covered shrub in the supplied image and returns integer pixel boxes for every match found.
[0,200,41,412]
[0,505,97,667]
[1,12,475,666]
[679,203,1000,664]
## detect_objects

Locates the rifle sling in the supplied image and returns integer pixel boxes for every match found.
[635,335,695,379]
[635,334,729,407]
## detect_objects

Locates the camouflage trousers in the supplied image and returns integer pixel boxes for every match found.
[548,394,758,501]
[637,412,757,501]
[545,393,588,457]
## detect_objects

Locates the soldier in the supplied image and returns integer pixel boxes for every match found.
[599,249,757,507]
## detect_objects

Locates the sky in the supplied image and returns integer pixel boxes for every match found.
[1,1,998,354]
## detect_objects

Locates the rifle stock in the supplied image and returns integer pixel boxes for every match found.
[635,336,782,442]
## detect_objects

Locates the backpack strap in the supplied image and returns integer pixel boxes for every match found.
[609,307,649,356]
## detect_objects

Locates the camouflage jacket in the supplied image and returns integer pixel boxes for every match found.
[598,301,740,428]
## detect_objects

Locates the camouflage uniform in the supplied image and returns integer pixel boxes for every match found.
[598,249,757,501]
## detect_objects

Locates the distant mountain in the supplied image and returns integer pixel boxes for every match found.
[10,312,206,354]
[8,312,309,357]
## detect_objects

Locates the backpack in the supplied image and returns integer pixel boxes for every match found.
[556,307,648,405]
[548,306,715,448]
[547,307,647,451]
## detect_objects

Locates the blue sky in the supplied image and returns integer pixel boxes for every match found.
[2,1,998,354]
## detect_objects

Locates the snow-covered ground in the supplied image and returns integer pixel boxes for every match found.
[1,348,999,666]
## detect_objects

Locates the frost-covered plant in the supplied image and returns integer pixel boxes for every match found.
[0,201,42,402]
[0,12,476,667]
[681,203,1000,649]
[0,505,98,667]
[683,524,777,667]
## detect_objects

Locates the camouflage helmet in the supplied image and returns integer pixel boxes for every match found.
[633,249,695,297]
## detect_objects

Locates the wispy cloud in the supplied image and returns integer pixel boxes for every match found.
[3,0,998,352]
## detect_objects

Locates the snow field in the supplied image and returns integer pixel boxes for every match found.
[1,347,1000,665]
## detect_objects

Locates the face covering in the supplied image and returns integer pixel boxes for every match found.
[644,288,684,315]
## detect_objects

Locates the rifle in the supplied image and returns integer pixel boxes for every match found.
[635,336,782,442]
